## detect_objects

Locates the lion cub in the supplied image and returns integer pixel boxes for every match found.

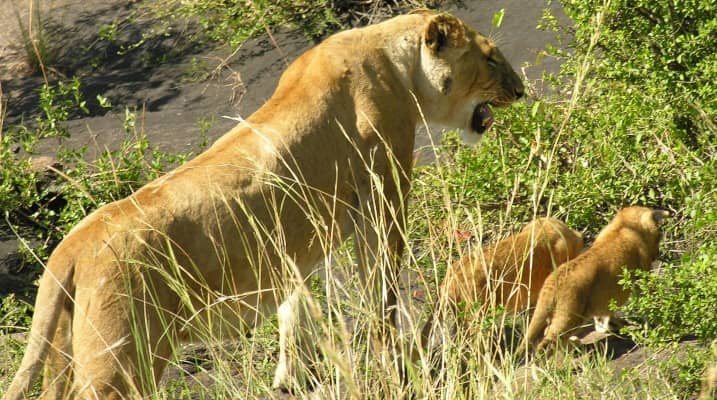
[442,217,584,313]
[521,206,669,354]
[421,218,583,352]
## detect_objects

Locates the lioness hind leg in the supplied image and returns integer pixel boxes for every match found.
[71,314,136,399]
[40,308,73,400]
[71,323,174,399]
[70,287,174,399]
[272,290,322,394]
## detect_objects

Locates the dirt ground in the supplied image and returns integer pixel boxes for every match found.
[1,0,700,394]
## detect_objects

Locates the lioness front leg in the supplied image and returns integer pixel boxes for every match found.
[353,207,403,333]
[352,164,412,383]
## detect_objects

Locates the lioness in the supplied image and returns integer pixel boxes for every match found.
[521,206,669,354]
[421,218,583,351]
[4,11,523,399]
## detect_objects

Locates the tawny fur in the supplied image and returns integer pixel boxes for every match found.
[700,362,717,400]
[3,11,523,400]
[442,217,584,313]
[521,206,669,354]
[421,218,582,352]
[699,342,717,400]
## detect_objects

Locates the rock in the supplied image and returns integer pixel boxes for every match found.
[29,155,62,177]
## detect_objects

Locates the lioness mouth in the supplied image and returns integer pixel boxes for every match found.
[471,103,494,134]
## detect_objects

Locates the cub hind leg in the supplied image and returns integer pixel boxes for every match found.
[536,311,585,354]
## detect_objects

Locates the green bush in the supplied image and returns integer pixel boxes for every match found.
[164,0,339,46]
[0,81,188,322]
[621,242,717,344]
[0,142,39,220]
[1,78,89,228]
[547,0,717,347]
[0,294,33,335]
[50,107,187,232]
[563,0,717,149]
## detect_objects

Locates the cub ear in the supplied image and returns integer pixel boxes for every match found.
[652,209,670,226]
[642,209,669,228]
[424,13,468,54]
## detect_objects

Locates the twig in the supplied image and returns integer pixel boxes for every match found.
[27,0,48,85]
[265,25,289,69]
[0,81,4,142]
[46,165,96,205]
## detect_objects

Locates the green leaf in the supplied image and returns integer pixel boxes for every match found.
[96,94,112,109]
[492,8,505,28]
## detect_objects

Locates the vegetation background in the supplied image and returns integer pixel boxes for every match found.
[0,0,715,398]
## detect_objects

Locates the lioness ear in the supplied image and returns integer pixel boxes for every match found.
[424,13,467,54]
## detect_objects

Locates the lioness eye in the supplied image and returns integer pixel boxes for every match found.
[486,49,500,67]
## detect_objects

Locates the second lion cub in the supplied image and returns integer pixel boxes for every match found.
[442,217,584,313]
[521,206,669,354]
[421,218,583,352]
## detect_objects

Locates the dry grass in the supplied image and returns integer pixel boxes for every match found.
[12,0,52,82]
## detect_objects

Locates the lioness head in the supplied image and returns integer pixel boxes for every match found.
[413,11,524,144]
